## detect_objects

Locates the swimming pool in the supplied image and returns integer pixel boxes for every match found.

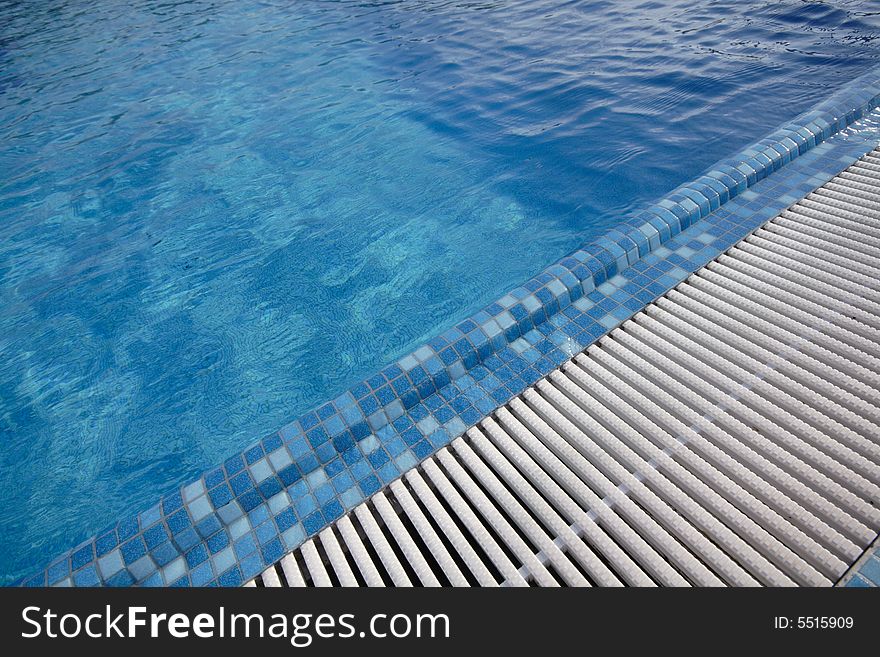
[2,1,880,584]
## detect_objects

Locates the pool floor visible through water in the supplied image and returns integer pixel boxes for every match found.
[2,0,880,582]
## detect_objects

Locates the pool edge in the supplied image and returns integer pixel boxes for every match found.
[21,65,880,588]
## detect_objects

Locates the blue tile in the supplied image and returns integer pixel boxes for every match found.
[119,537,146,565]
[223,455,245,477]
[278,463,302,486]
[859,557,880,585]
[190,561,215,587]
[162,492,184,515]
[173,527,200,552]
[196,515,222,538]
[106,570,135,587]
[206,531,230,555]
[234,533,257,559]
[218,566,243,587]
[244,445,264,464]
[117,516,140,541]
[209,483,234,507]
[322,500,344,522]
[73,565,100,587]
[95,531,118,558]
[261,537,284,566]
[295,494,318,518]
[255,521,277,545]
[303,511,325,536]
[845,575,872,588]
[185,544,209,569]
[47,559,70,584]
[229,471,254,495]
[367,448,390,469]
[325,457,345,477]
[143,524,169,549]
[71,543,95,571]
[359,474,381,497]
[274,507,297,533]
[166,509,191,535]
[151,542,179,567]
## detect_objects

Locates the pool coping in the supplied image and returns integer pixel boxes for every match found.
[20,66,880,587]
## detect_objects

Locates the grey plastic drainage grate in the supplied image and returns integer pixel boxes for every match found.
[245,149,880,588]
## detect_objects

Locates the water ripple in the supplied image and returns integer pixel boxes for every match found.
[1,0,880,582]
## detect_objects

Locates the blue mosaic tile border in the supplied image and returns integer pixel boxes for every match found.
[21,67,880,587]
[841,534,880,587]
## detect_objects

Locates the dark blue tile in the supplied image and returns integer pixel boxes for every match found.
[218,566,243,587]
[230,471,254,495]
[262,433,283,453]
[382,364,404,380]
[143,524,169,550]
[350,422,370,440]
[350,382,370,400]
[106,570,135,587]
[368,449,390,469]
[206,530,230,554]
[303,511,325,536]
[359,474,381,497]
[205,468,226,488]
[95,531,118,558]
[299,411,320,430]
[185,544,209,569]
[120,537,146,565]
[322,500,344,522]
[413,440,433,459]
[307,426,330,447]
[258,477,283,499]
[278,463,302,486]
[209,483,234,507]
[71,543,94,571]
[196,515,222,538]
[261,537,284,566]
[274,508,297,532]
[117,515,139,541]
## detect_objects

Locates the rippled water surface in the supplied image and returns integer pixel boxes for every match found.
[3,0,880,581]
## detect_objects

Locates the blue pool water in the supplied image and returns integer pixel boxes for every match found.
[2,1,880,583]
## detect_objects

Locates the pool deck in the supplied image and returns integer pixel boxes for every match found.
[22,66,880,587]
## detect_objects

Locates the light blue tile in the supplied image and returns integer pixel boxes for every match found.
[212,547,236,575]
[250,458,273,483]
[268,447,293,471]
[445,417,466,437]
[161,557,186,584]
[394,451,417,473]
[183,480,205,503]
[97,549,124,579]
[188,495,213,521]
[217,500,244,524]
[282,524,305,549]
[268,492,290,514]
[306,468,328,489]
[229,516,251,540]
[340,487,364,509]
